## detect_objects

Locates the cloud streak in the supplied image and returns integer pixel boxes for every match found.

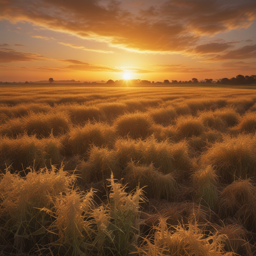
[58,42,113,54]
[0,48,45,63]
[210,44,256,60]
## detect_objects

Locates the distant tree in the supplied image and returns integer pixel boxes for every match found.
[164,80,170,84]
[106,79,115,85]
[246,75,256,84]
[24,81,29,84]
[221,78,230,84]
[205,79,213,83]
[236,74,245,84]
[49,78,54,83]
[230,77,237,84]
[192,78,198,83]
[172,80,178,84]
[141,80,151,84]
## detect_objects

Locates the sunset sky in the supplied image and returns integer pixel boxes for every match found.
[1,0,256,82]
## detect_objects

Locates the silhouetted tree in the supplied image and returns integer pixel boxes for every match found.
[106,79,115,85]
[205,79,213,83]
[192,78,198,83]
[164,80,170,84]
[236,74,245,84]
[172,80,178,84]
[221,78,230,84]
[49,78,54,83]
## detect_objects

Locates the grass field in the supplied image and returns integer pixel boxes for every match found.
[1,84,256,255]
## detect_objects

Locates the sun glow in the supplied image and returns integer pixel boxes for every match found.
[123,72,132,80]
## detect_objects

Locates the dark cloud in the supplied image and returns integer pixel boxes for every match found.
[62,59,151,73]
[191,42,234,54]
[0,48,45,62]
[14,44,24,46]
[62,59,120,72]
[0,43,9,47]
[0,0,256,53]
[210,44,256,60]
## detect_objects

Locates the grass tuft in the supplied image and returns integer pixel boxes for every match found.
[124,161,178,200]
[114,112,153,139]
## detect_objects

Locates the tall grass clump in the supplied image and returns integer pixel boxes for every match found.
[227,98,254,114]
[219,224,254,256]
[105,173,145,256]
[237,112,256,133]
[57,104,103,125]
[98,102,128,121]
[176,116,205,139]
[188,130,223,155]
[114,112,153,139]
[198,111,227,131]
[138,218,232,256]
[148,106,178,126]
[214,108,240,127]
[201,134,256,183]
[174,103,191,116]
[0,135,63,171]
[115,137,193,179]
[151,124,177,142]
[124,161,178,200]
[0,112,70,138]
[62,122,116,156]
[192,165,219,209]
[79,147,120,182]
[219,179,256,232]
[0,166,76,253]
[49,189,95,255]
[0,103,51,121]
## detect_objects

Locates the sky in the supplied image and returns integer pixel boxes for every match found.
[1,0,256,82]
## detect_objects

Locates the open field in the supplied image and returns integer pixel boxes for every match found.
[1,85,256,255]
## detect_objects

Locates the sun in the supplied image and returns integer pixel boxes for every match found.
[123,72,132,80]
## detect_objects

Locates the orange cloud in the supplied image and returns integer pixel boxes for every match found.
[0,0,256,54]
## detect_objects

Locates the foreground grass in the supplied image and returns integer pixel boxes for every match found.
[1,85,256,255]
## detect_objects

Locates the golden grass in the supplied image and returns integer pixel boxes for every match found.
[114,112,153,139]
[219,179,256,231]
[62,122,116,156]
[1,85,256,255]
[192,165,219,209]
[237,112,256,133]
[201,134,256,183]
[124,161,178,200]
[0,111,70,138]
[176,115,205,139]
[0,135,63,171]
[138,218,233,256]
